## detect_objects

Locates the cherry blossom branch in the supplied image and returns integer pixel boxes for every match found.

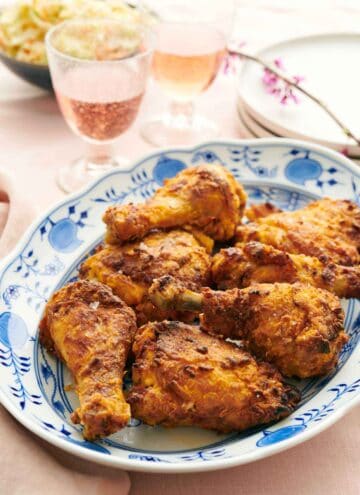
[228,49,360,147]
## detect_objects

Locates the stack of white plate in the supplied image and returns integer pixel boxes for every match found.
[237,33,360,159]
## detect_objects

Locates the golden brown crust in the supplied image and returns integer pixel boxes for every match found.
[39,280,137,440]
[103,164,247,244]
[200,283,348,378]
[79,229,212,324]
[245,202,283,221]
[211,242,360,298]
[127,321,300,431]
[236,198,360,265]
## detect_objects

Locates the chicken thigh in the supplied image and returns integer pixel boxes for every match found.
[236,198,360,266]
[80,229,212,324]
[127,321,300,432]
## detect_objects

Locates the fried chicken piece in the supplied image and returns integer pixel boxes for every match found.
[245,202,282,221]
[212,242,360,298]
[79,229,212,325]
[103,164,247,244]
[39,280,136,440]
[127,321,300,432]
[149,276,348,378]
[236,198,360,266]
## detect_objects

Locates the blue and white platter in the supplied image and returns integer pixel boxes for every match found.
[0,138,359,473]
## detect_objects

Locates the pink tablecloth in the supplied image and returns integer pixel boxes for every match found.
[0,3,359,495]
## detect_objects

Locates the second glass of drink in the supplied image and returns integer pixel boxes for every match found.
[141,0,233,146]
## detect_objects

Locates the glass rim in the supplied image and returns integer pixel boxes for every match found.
[154,15,232,25]
[45,18,155,65]
[143,0,235,25]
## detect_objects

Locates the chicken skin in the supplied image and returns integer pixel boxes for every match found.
[149,276,348,378]
[39,280,137,440]
[236,198,360,266]
[127,321,300,432]
[245,202,282,221]
[212,242,360,299]
[79,229,212,325]
[103,164,247,244]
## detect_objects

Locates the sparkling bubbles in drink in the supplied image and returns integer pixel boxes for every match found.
[55,65,144,143]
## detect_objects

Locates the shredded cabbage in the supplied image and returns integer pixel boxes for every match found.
[0,0,148,65]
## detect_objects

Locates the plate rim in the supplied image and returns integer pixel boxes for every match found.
[0,137,359,473]
[237,96,278,138]
[238,32,360,155]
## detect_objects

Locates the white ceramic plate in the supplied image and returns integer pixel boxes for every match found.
[235,105,257,139]
[239,33,360,156]
[0,139,359,473]
[237,97,276,138]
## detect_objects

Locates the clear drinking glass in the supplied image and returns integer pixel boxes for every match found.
[141,0,233,147]
[46,18,154,193]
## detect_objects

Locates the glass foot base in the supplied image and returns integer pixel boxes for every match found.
[57,156,129,194]
[141,114,219,147]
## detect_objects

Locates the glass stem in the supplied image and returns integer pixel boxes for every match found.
[168,100,194,128]
[86,143,116,172]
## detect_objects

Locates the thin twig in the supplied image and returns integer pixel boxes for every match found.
[229,49,360,147]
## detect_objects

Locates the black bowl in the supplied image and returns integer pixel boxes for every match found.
[0,50,52,90]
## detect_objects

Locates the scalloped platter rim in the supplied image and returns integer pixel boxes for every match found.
[0,138,359,473]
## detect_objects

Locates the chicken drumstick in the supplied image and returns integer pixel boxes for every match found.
[40,280,136,440]
[103,164,247,244]
[212,241,360,299]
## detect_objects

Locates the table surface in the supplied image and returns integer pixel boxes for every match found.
[0,3,359,495]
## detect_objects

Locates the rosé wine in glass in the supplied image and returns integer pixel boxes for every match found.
[152,24,225,103]
[55,66,145,142]
[141,0,233,147]
[46,18,154,193]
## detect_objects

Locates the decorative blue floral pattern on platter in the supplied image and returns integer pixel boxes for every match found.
[93,155,187,204]
[0,139,359,473]
[153,155,186,184]
[229,146,278,178]
[0,312,41,409]
[257,379,360,447]
[40,203,90,253]
[128,448,229,464]
[191,150,226,166]
[284,149,342,189]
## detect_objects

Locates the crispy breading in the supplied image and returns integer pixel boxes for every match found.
[236,198,360,265]
[39,280,136,440]
[127,321,300,431]
[200,283,348,378]
[149,276,348,378]
[103,164,247,244]
[245,202,282,221]
[211,241,360,298]
[79,229,212,324]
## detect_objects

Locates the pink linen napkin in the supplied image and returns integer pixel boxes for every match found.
[0,170,130,495]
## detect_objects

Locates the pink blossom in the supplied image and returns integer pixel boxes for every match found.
[223,41,246,75]
[274,58,285,70]
[262,58,304,105]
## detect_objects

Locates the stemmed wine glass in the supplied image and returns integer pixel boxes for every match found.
[141,0,234,147]
[46,18,154,193]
